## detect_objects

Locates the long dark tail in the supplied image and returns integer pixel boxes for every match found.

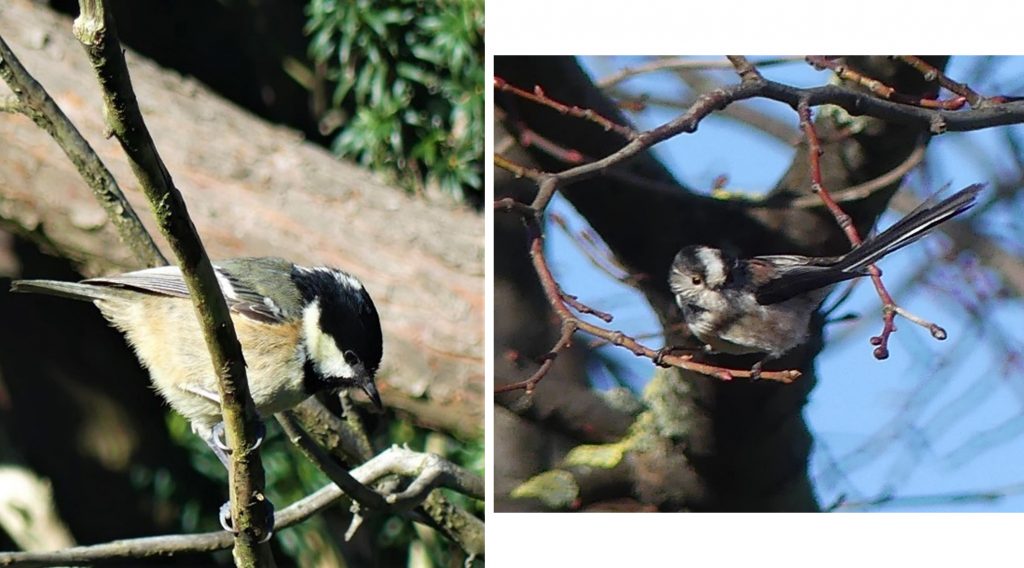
[9,280,128,303]
[835,183,982,273]
[755,184,982,305]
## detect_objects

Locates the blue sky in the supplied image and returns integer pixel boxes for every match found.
[540,56,1024,511]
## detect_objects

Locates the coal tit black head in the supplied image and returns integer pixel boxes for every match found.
[292,265,384,409]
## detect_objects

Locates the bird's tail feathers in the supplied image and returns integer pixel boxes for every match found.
[9,279,129,303]
[836,183,982,273]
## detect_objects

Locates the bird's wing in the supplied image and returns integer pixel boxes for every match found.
[751,255,857,305]
[84,263,288,323]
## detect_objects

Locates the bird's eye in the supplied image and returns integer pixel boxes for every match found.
[343,350,360,366]
[691,275,702,286]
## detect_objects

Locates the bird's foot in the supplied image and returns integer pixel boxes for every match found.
[220,498,275,543]
[750,360,764,381]
[211,419,266,454]
[654,345,690,367]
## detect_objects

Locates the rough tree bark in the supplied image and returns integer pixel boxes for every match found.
[494,56,946,511]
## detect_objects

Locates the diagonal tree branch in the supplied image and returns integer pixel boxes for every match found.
[275,411,389,510]
[71,0,270,561]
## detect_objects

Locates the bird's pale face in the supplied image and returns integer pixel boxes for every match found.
[669,245,733,316]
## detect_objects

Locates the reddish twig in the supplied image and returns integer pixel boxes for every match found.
[799,100,863,244]
[561,292,614,323]
[493,196,537,217]
[495,76,638,139]
[807,56,968,110]
[798,101,946,359]
[495,321,577,395]
[515,125,588,164]
[895,56,985,108]
[587,323,689,349]
[493,153,546,182]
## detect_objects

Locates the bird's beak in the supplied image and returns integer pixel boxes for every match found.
[361,379,383,411]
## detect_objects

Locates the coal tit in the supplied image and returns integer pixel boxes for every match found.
[11,257,384,462]
[669,185,981,367]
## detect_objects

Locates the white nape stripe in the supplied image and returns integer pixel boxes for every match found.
[696,246,727,288]
[296,265,364,291]
[301,300,356,379]
[332,270,364,291]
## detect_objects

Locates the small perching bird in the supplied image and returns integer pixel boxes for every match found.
[668,184,982,373]
[11,257,384,532]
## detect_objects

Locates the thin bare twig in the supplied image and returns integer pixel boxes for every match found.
[896,55,985,108]
[727,55,763,83]
[798,101,946,359]
[495,76,638,140]
[278,411,484,550]
[355,446,485,506]
[493,153,547,182]
[828,480,1024,511]
[596,56,802,89]
[806,56,967,110]
[789,141,927,208]
[496,320,577,394]
[276,412,389,510]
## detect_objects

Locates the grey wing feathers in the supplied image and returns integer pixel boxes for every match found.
[84,266,192,297]
[751,255,852,306]
[753,264,858,305]
[215,257,304,318]
[89,263,290,323]
[9,279,132,303]
[16,258,300,324]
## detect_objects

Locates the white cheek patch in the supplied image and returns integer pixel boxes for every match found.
[302,300,356,379]
[696,246,727,288]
